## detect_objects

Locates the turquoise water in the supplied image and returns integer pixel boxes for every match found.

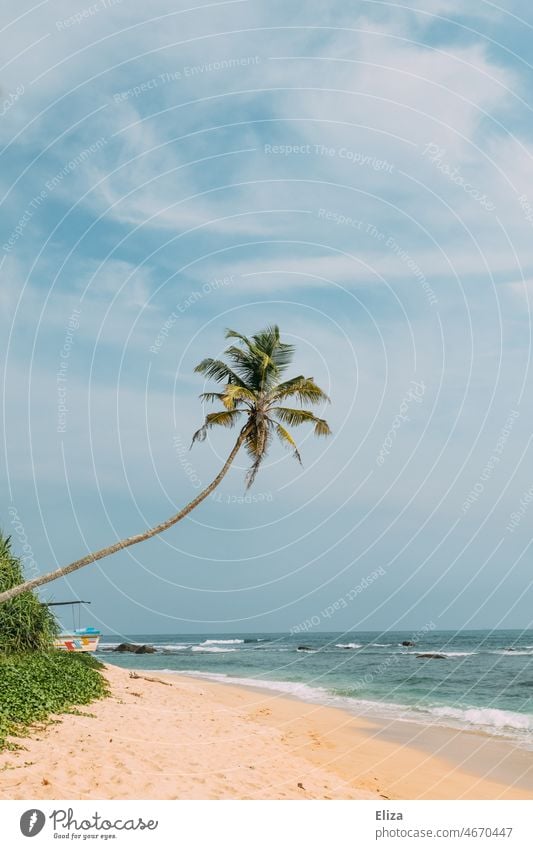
[98,630,533,747]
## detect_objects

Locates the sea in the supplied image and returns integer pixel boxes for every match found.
[97,629,533,748]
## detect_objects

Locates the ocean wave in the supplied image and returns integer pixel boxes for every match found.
[191,645,237,653]
[335,643,362,649]
[435,652,476,657]
[370,643,392,647]
[428,705,533,733]
[200,639,244,645]
[492,650,533,656]
[179,671,333,701]
[173,670,533,744]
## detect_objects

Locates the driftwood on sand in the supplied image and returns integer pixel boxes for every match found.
[128,671,172,686]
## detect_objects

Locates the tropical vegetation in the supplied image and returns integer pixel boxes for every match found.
[0,534,107,750]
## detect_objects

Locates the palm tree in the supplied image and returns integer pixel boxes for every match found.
[0,325,331,604]
[193,326,331,485]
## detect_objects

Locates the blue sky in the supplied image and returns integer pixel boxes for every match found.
[1,0,533,634]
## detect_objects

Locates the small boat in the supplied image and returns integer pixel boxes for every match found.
[54,627,101,653]
[43,600,101,653]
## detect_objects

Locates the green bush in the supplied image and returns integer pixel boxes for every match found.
[0,532,109,749]
[0,652,108,747]
[0,533,58,653]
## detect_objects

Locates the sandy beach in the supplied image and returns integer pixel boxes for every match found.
[0,664,531,800]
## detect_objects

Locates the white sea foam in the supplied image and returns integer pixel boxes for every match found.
[428,705,533,733]
[192,645,237,653]
[370,643,392,647]
[493,650,533,656]
[175,670,533,745]
[335,643,362,649]
[436,652,476,657]
[200,639,244,645]
[180,671,333,702]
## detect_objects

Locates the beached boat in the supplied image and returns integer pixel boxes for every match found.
[54,627,101,653]
[43,600,101,653]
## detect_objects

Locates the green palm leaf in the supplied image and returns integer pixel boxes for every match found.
[221,384,256,410]
[191,409,243,445]
[194,358,246,387]
[273,407,332,436]
[271,376,330,405]
[273,422,302,464]
[199,392,225,404]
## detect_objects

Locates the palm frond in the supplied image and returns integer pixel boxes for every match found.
[270,376,330,405]
[191,409,243,445]
[225,329,266,364]
[273,406,332,436]
[252,325,295,379]
[221,384,257,410]
[194,358,246,387]
[206,410,243,428]
[224,346,257,367]
[225,341,277,390]
[223,345,262,386]
[199,392,225,404]
[273,421,302,464]
[225,328,254,349]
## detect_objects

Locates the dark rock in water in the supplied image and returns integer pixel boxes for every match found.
[297,646,312,651]
[114,643,138,652]
[504,647,517,652]
[416,652,447,659]
[114,643,157,654]
[402,641,415,646]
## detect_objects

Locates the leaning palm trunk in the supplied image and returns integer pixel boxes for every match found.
[0,427,249,605]
[1,325,331,607]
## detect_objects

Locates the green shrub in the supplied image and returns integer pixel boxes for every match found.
[0,534,58,654]
[0,652,108,748]
[0,533,109,749]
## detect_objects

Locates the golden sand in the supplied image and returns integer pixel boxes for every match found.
[0,664,531,800]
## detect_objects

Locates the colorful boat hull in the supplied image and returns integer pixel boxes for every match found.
[54,629,101,653]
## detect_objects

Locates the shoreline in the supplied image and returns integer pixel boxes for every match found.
[0,663,531,800]
[167,665,533,753]
[169,668,533,797]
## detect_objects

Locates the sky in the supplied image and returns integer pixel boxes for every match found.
[1,0,533,635]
